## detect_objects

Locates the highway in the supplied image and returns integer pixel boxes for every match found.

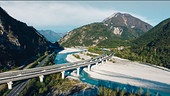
[1,52,113,96]
[7,80,29,96]
[0,53,104,78]
[6,54,53,96]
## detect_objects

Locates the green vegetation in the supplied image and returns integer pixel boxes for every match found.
[18,52,57,96]
[19,52,86,96]
[112,47,140,62]
[0,52,47,73]
[59,13,152,48]
[28,51,56,68]
[0,6,49,70]
[72,54,86,60]
[88,47,104,55]
[43,52,56,66]
[0,84,9,96]
[0,52,56,94]
[131,46,170,68]
[131,18,170,68]
[59,23,132,48]
[98,39,131,48]
[98,86,151,96]
[113,45,170,69]
[28,54,47,68]
[0,67,8,73]
[86,18,170,69]
[72,54,80,59]
[19,73,83,96]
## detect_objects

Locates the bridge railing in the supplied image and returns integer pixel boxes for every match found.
[0,52,113,84]
[0,52,110,78]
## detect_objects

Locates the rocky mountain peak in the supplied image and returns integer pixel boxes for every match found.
[107,12,122,19]
[59,12,153,47]
[102,12,153,37]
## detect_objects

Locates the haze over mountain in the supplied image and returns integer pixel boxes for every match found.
[38,30,66,43]
[131,18,170,68]
[0,7,50,69]
[59,12,153,47]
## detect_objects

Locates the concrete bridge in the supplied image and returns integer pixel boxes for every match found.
[0,52,113,89]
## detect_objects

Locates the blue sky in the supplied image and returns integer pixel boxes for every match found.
[0,1,170,33]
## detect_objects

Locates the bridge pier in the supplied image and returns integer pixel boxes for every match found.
[77,67,80,76]
[99,58,102,61]
[39,75,44,82]
[96,62,98,66]
[7,81,13,89]
[88,65,91,71]
[61,71,65,79]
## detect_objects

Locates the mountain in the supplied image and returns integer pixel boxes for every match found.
[103,12,153,39]
[132,18,170,68]
[38,30,66,43]
[0,7,50,69]
[59,12,153,47]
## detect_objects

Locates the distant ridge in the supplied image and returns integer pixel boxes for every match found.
[38,30,66,43]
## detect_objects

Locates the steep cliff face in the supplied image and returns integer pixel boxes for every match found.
[0,7,49,69]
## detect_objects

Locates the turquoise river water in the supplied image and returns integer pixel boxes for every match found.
[54,51,170,96]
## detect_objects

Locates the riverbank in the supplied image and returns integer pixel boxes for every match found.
[54,48,98,96]
[85,56,170,89]
[65,51,91,80]
[58,48,83,54]
[66,50,170,92]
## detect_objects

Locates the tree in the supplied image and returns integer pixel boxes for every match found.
[138,87,143,95]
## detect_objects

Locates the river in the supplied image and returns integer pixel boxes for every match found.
[54,51,170,96]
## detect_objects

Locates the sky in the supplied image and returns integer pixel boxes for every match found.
[0,1,170,33]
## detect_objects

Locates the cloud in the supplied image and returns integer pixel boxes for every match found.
[0,2,114,29]
[0,1,152,31]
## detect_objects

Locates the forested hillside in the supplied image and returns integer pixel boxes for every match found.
[131,18,170,68]
[0,7,49,70]
[113,18,170,68]
[59,13,152,47]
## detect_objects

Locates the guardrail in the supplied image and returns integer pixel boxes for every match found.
[0,52,113,85]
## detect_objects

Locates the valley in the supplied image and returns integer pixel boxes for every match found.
[0,2,170,96]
